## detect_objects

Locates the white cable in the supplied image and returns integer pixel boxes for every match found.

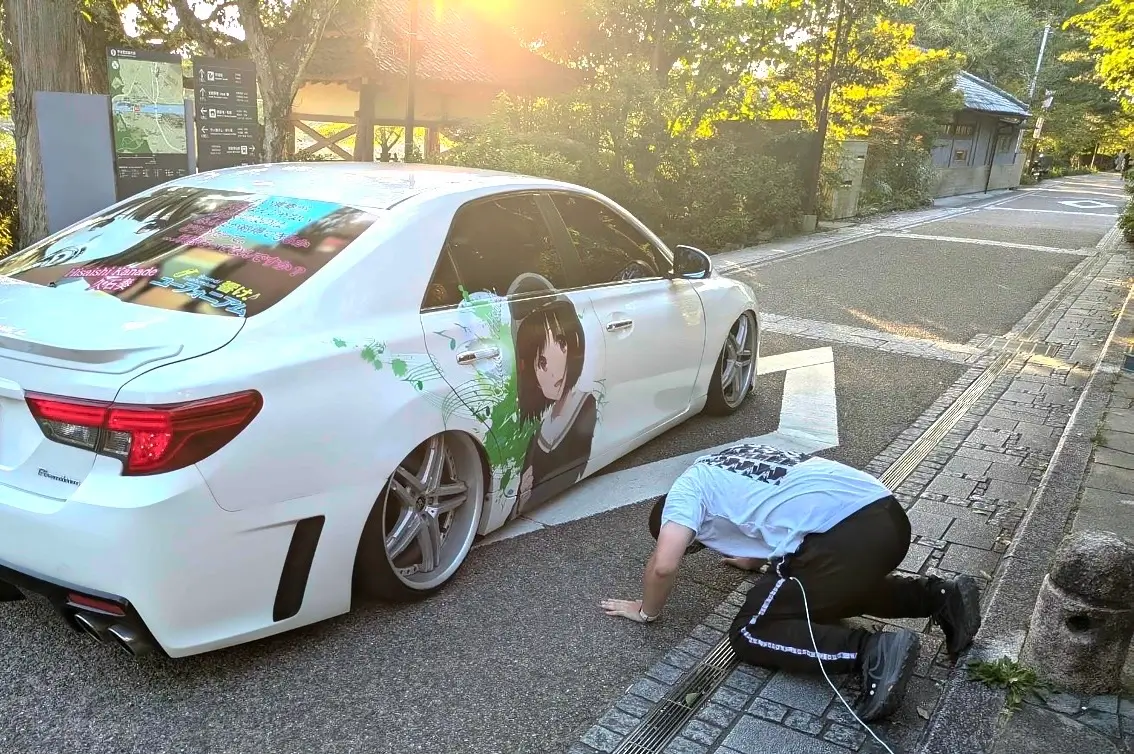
[790,575,897,754]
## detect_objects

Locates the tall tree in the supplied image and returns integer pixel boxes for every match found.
[903,0,1043,96]
[1,0,86,247]
[1066,0,1134,100]
[134,0,341,161]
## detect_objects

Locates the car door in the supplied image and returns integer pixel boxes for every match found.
[419,192,608,530]
[542,190,707,461]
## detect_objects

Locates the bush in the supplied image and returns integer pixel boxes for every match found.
[858,138,936,214]
[0,132,16,257]
[1120,201,1134,244]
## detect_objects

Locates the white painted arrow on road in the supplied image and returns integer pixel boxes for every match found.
[475,347,840,547]
[1058,199,1117,209]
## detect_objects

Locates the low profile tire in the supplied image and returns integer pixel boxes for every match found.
[704,311,758,416]
[354,432,485,602]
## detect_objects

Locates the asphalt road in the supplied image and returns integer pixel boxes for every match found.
[0,174,1124,754]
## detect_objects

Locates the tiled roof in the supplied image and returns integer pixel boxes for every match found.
[956,71,1031,118]
[301,0,579,94]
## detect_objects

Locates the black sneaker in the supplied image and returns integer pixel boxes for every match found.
[932,575,982,657]
[856,629,920,722]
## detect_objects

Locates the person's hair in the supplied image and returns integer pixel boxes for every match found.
[515,299,586,422]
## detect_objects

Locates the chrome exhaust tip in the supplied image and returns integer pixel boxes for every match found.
[73,613,111,643]
[107,624,152,657]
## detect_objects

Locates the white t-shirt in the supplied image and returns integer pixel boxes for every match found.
[661,444,892,560]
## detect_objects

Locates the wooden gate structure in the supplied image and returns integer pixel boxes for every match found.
[287,0,579,162]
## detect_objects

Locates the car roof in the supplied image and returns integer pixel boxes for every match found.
[171,162,574,211]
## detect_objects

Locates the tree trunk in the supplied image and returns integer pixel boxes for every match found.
[3,0,85,249]
[235,0,341,163]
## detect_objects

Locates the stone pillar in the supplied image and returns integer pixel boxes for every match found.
[1020,530,1134,695]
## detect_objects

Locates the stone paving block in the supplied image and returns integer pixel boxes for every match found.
[1105,411,1134,434]
[696,702,740,729]
[925,475,978,498]
[900,543,934,573]
[662,737,709,754]
[969,428,1011,447]
[908,499,982,523]
[1094,447,1134,470]
[979,416,1018,431]
[1078,709,1121,738]
[939,544,1001,576]
[759,673,836,715]
[664,650,700,671]
[1084,463,1134,493]
[647,661,686,685]
[616,694,654,718]
[908,509,953,540]
[986,462,1035,484]
[628,677,669,703]
[943,456,993,477]
[677,637,715,659]
[681,719,724,746]
[783,709,824,734]
[944,518,999,550]
[1016,421,1056,438]
[597,708,641,736]
[721,715,848,754]
[711,684,752,711]
[747,697,789,722]
[985,479,1034,504]
[704,613,734,633]
[692,624,724,644]
[581,725,621,753]
[823,722,868,750]
[1087,695,1120,714]
[957,446,1023,465]
[724,667,768,695]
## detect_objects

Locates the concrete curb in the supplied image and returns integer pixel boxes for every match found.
[915,256,1134,754]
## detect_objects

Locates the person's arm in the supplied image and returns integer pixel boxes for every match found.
[601,522,695,622]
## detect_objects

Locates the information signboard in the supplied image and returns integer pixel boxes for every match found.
[193,57,261,172]
[107,47,189,200]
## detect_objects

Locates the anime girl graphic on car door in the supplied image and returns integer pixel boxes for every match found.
[508,273,598,515]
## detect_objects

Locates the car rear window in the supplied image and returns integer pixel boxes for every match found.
[0,185,380,318]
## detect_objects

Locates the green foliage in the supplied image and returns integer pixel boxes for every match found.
[1120,199,1134,244]
[1066,0,1134,98]
[0,131,16,258]
[968,657,1047,715]
[904,0,1044,96]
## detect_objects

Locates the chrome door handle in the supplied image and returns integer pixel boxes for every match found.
[456,346,500,365]
[606,319,633,332]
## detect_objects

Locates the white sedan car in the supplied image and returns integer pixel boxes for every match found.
[0,163,760,658]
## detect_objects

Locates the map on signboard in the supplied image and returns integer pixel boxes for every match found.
[109,57,186,155]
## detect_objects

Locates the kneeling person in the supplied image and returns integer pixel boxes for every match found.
[601,443,981,721]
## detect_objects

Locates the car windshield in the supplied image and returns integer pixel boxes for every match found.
[0,185,380,318]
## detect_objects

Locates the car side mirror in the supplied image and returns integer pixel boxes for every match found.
[673,245,712,280]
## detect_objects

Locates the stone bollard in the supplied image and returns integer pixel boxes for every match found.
[1020,530,1134,695]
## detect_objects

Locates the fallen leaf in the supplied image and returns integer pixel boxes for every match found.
[917,706,930,720]
[981,570,992,580]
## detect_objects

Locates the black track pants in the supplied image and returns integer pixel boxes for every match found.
[727,496,941,675]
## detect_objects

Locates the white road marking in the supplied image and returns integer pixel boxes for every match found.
[475,348,840,547]
[1018,187,1130,200]
[877,232,1088,256]
[1058,199,1118,209]
[987,207,1120,219]
[758,313,984,364]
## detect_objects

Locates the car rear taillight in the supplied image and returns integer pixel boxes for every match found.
[25,391,263,476]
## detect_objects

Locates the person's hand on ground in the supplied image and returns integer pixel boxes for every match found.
[600,598,650,622]
[721,556,767,571]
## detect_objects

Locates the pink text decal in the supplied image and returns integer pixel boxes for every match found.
[161,234,308,277]
[65,266,158,279]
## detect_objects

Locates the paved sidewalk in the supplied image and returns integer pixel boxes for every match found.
[988,365,1134,754]
[569,180,1134,754]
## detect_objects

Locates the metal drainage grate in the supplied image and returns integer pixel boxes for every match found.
[613,636,739,754]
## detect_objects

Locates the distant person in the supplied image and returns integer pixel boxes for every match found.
[600,443,982,722]
[1116,149,1129,176]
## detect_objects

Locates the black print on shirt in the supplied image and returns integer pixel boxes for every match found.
[699,443,811,485]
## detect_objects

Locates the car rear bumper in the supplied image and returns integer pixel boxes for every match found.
[0,458,359,658]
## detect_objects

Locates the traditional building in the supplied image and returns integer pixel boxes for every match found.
[289,0,579,161]
[930,71,1032,198]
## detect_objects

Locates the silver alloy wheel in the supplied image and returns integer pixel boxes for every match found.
[718,312,757,409]
[381,433,483,591]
